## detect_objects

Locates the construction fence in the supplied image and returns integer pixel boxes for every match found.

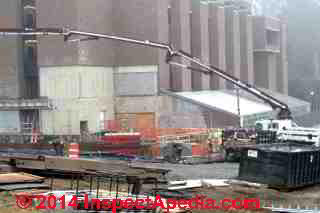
[100,119,222,140]
[140,128,224,158]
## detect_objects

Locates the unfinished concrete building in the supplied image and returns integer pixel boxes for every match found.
[0,0,297,135]
[253,16,288,94]
[36,0,295,132]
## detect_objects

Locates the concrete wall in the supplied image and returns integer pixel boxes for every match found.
[208,4,226,89]
[36,0,169,134]
[113,0,158,66]
[114,66,158,96]
[116,96,160,115]
[37,0,171,88]
[39,66,114,134]
[36,0,115,66]
[111,0,170,90]
[77,1,115,66]
[36,0,80,66]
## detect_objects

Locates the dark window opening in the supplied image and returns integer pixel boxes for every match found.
[24,13,35,28]
[266,30,280,50]
[80,121,89,135]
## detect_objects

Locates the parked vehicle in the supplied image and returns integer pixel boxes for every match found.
[255,119,320,146]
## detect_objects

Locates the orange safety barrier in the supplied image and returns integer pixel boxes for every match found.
[68,143,80,159]
[151,143,161,157]
[192,143,209,157]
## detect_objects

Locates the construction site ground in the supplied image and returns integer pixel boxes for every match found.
[132,162,239,180]
[0,162,319,213]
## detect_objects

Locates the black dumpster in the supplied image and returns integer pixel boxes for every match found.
[239,143,320,189]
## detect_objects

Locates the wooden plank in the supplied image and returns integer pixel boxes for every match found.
[0,173,44,184]
[0,183,49,191]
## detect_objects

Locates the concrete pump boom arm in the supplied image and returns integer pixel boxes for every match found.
[0,28,292,119]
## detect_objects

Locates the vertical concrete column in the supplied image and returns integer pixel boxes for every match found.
[314,52,320,80]
[277,22,288,94]
[190,0,210,91]
[157,0,170,90]
[208,4,226,90]
[233,11,241,79]
[239,12,254,84]
[254,52,269,89]
[169,0,192,91]
[225,7,241,89]
[268,54,278,91]
[254,52,278,91]
[0,0,24,98]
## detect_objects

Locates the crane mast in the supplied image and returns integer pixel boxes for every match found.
[0,28,292,120]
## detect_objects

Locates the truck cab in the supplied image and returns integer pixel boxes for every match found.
[255,119,298,132]
[255,119,320,146]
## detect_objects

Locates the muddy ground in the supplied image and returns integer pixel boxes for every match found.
[1,162,320,213]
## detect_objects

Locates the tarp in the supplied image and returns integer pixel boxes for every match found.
[161,89,311,128]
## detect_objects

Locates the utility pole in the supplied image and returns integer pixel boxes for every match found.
[310,91,315,112]
[236,87,241,128]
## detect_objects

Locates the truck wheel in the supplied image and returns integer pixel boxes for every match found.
[225,148,232,161]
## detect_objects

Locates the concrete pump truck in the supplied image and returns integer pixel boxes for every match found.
[0,27,319,146]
